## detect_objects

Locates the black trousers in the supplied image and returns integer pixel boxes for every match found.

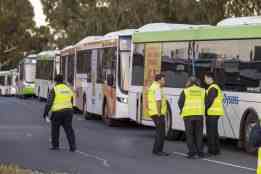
[51,109,76,150]
[151,115,165,153]
[184,117,203,156]
[206,116,220,154]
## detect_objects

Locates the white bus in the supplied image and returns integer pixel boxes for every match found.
[128,19,261,153]
[75,29,135,125]
[0,70,17,96]
[74,36,103,112]
[17,54,37,96]
[35,50,60,99]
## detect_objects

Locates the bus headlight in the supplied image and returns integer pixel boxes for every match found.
[117,97,128,104]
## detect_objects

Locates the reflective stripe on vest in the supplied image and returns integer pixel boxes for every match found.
[207,84,224,116]
[181,85,205,117]
[147,81,167,117]
[51,84,73,112]
[257,148,261,174]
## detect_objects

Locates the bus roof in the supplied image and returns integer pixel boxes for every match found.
[75,36,103,51]
[133,24,261,43]
[37,50,59,60]
[25,54,37,59]
[217,16,261,26]
[136,23,210,32]
[104,29,136,38]
[60,45,75,56]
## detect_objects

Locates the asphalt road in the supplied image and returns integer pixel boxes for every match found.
[0,97,257,174]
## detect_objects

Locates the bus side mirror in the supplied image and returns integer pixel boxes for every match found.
[107,74,113,86]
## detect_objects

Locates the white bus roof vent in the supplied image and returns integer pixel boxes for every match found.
[104,29,136,38]
[137,23,211,32]
[217,16,261,26]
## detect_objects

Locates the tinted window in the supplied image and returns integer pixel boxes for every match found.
[162,42,192,88]
[36,60,53,80]
[0,76,5,85]
[195,39,261,92]
[131,44,144,86]
[67,55,75,85]
[97,49,103,83]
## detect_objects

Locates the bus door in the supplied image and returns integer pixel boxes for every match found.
[142,43,162,120]
[86,49,98,114]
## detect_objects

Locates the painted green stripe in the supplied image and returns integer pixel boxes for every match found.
[133,25,261,43]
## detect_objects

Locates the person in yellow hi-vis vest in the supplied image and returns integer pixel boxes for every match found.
[178,77,205,159]
[43,74,76,152]
[204,72,224,156]
[147,73,169,156]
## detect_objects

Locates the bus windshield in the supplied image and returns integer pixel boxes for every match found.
[119,52,130,92]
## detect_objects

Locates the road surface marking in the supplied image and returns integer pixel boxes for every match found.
[76,150,110,167]
[172,151,256,172]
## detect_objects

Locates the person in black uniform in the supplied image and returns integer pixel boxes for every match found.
[178,77,205,159]
[204,72,224,156]
[43,74,76,152]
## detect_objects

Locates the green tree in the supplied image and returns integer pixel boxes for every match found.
[0,0,35,68]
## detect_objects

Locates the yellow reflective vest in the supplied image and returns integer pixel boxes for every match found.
[51,84,74,112]
[147,81,167,117]
[258,148,261,174]
[207,84,224,116]
[181,85,205,118]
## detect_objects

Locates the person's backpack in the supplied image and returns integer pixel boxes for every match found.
[249,122,261,148]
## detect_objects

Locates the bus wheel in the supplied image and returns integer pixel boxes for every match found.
[165,106,182,140]
[244,112,258,153]
[103,103,114,126]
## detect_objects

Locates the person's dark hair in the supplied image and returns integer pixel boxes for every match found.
[204,72,215,79]
[186,76,199,87]
[155,73,165,81]
[54,74,64,83]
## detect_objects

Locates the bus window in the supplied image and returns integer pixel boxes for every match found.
[119,51,130,92]
[0,76,5,85]
[103,47,116,87]
[36,60,53,80]
[67,55,75,85]
[61,56,67,76]
[196,39,261,92]
[162,42,191,88]
[97,49,103,84]
[131,44,144,86]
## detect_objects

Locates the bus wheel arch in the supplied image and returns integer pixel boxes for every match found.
[239,108,258,153]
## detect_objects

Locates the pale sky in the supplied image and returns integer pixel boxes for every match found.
[29,0,47,27]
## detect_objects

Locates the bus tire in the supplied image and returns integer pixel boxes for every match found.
[165,104,182,140]
[102,101,115,126]
[243,112,258,154]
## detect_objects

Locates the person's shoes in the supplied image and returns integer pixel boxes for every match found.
[186,153,197,159]
[160,152,170,156]
[153,151,170,156]
[198,152,205,158]
[49,147,59,150]
[69,148,77,152]
[207,151,221,156]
